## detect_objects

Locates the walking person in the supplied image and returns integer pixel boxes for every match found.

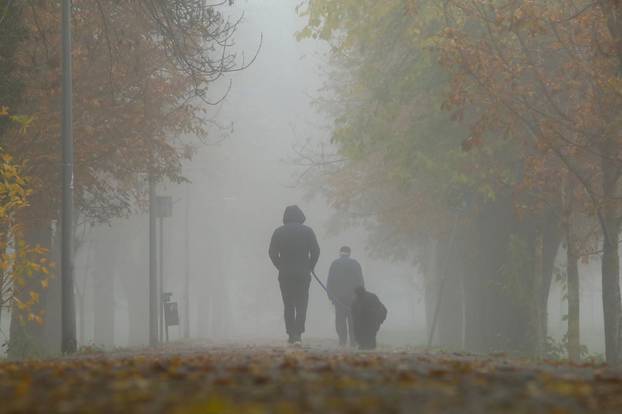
[327,246,364,347]
[269,205,320,345]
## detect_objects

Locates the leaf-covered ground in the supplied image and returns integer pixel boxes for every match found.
[1,342,622,413]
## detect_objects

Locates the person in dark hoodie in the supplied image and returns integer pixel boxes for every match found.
[351,286,387,350]
[269,205,320,344]
[327,246,364,346]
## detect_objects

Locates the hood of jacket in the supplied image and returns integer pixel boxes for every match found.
[283,205,306,224]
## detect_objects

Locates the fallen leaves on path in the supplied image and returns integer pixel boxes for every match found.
[1,344,621,413]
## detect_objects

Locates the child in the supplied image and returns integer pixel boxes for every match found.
[351,286,387,350]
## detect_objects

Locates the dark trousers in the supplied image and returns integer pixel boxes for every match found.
[354,326,378,350]
[357,333,377,350]
[335,304,354,346]
[279,274,311,337]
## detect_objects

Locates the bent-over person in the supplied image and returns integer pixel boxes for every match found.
[351,286,387,350]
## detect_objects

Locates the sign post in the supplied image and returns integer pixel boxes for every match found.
[155,195,172,342]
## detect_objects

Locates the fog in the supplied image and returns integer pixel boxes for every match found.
[69,0,421,350]
[70,0,607,354]
[70,0,608,356]
[3,1,614,361]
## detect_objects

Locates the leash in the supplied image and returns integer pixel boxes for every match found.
[311,269,351,312]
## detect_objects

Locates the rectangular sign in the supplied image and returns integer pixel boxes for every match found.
[164,302,180,326]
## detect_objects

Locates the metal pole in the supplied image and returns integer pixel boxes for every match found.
[61,0,77,354]
[183,183,190,338]
[165,313,169,342]
[148,176,158,346]
[159,217,164,342]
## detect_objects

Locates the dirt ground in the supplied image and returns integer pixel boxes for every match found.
[1,341,621,413]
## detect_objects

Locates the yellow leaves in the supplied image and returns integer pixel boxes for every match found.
[15,379,32,398]
[527,375,594,403]
[546,380,593,398]
[1,152,13,163]
[14,297,28,310]
[9,114,34,134]
[175,396,272,414]
[607,76,622,96]
[0,105,33,133]
[27,312,44,326]
[1,348,622,413]
[1,146,49,319]
[0,147,30,221]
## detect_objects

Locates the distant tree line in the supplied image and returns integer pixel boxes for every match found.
[299,0,622,364]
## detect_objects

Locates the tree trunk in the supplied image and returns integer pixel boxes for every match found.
[422,239,438,342]
[601,229,620,364]
[43,228,62,354]
[0,223,7,328]
[92,235,118,349]
[460,197,560,355]
[566,235,580,361]
[462,201,513,353]
[93,266,115,349]
[531,233,545,358]
[124,256,149,347]
[436,257,464,349]
[540,213,562,346]
[428,233,464,349]
[598,0,622,365]
[601,148,621,364]
[562,176,581,361]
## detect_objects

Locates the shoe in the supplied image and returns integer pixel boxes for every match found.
[287,335,295,344]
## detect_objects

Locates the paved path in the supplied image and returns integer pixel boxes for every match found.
[1,342,621,413]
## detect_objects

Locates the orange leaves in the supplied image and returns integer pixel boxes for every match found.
[0,346,621,413]
[436,0,622,230]
[2,2,209,224]
[461,136,482,152]
[27,312,44,326]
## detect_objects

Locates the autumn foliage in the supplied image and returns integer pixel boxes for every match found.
[0,144,50,330]
[1,345,621,413]
[0,0,246,356]
[299,0,622,363]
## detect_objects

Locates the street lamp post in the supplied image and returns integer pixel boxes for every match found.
[61,0,77,354]
[149,176,158,346]
[183,183,190,338]
[155,195,172,342]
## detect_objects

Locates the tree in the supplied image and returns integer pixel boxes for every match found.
[2,0,250,354]
[0,143,50,356]
[437,0,622,363]
[298,0,581,356]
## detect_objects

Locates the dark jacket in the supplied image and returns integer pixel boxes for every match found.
[327,256,364,306]
[269,206,320,277]
[351,289,387,335]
